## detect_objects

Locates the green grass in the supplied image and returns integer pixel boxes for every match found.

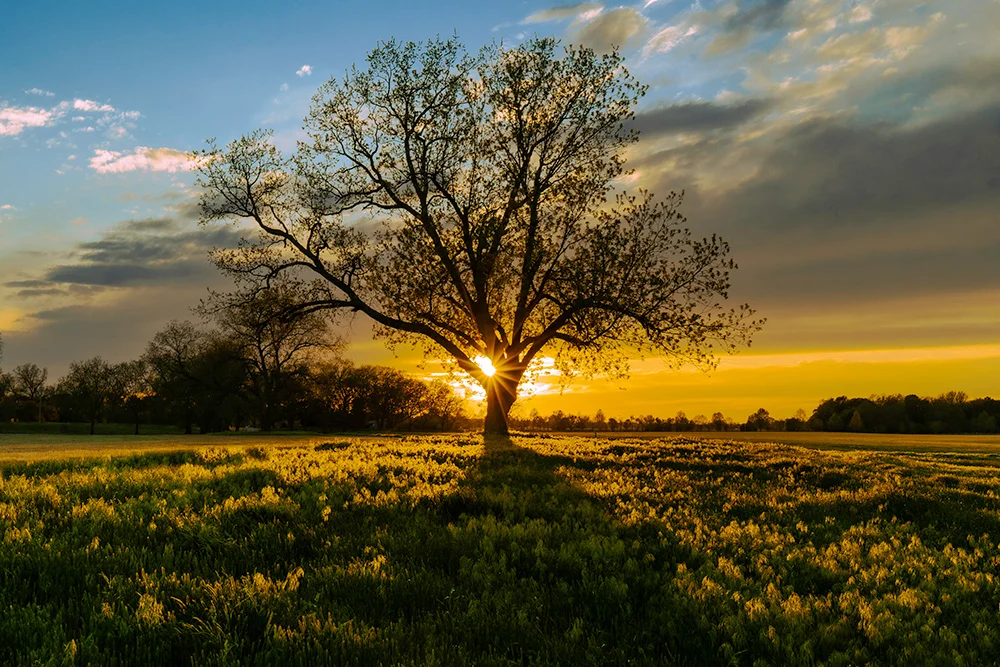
[558,430,1000,454]
[0,422,187,436]
[1,434,999,665]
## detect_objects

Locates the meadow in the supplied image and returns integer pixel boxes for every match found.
[0,433,998,665]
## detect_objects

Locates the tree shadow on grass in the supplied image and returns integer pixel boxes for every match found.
[355,434,711,666]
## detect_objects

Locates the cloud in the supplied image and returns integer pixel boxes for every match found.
[25,88,54,97]
[724,0,793,33]
[0,211,248,373]
[0,105,56,136]
[0,204,15,210]
[571,7,647,53]
[280,83,289,91]
[34,218,242,288]
[636,104,1000,321]
[524,3,603,23]
[72,98,115,113]
[296,65,312,77]
[89,147,202,174]
[4,280,50,289]
[643,23,699,55]
[629,99,773,137]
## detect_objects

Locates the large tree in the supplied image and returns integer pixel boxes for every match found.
[199,36,762,434]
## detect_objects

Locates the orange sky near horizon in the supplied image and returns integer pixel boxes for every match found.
[344,339,1000,422]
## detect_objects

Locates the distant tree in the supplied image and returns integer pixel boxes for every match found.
[144,321,209,433]
[0,336,10,420]
[710,411,727,431]
[973,410,998,434]
[198,36,762,434]
[113,360,151,435]
[12,363,48,422]
[417,380,467,431]
[594,409,607,431]
[848,410,865,432]
[745,408,774,432]
[824,414,843,431]
[60,357,116,435]
[200,280,341,431]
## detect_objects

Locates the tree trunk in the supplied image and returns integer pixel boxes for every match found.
[483,372,520,435]
[89,414,96,436]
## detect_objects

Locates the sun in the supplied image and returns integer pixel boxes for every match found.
[473,355,496,377]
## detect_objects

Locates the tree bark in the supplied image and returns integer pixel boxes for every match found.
[483,371,520,435]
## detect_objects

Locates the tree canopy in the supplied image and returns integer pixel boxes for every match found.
[199,36,762,433]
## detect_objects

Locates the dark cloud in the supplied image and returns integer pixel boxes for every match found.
[1,284,226,377]
[4,279,50,288]
[1,216,242,373]
[629,99,773,138]
[12,288,69,299]
[38,226,242,287]
[44,260,208,287]
[705,106,1000,229]
[6,214,243,296]
[724,0,793,32]
[634,104,1000,333]
[119,217,179,233]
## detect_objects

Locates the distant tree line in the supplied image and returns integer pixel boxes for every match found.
[2,329,995,436]
[512,392,1000,435]
[0,293,466,434]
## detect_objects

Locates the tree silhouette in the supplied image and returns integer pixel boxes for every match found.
[199,279,341,431]
[199,36,762,433]
[60,357,115,435]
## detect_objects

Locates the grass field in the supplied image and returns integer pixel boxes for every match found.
[1,434,999,665]
[573,430,1000,455]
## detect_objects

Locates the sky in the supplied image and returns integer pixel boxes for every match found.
[1,0,998,421]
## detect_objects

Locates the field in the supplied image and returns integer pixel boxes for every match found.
[1,434,999,665]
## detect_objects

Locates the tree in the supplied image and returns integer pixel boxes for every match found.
[144,321,207,434]
[144,321,249,433]
[60,357,116,435]
[0,335,7,402]
[114,359,151,435]
[973,410,998,434]
[12,363,48,422]
[199,280,341,431]
[848,410,865,432]
[745,408,774,432]
[198,36,762,434]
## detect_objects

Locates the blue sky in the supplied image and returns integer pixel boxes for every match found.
[2,0,998,417]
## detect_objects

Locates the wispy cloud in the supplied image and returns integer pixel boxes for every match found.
[643,23,699,56]
[89,147,202,174]
[72,98,115,113]
[296,64,312,77]
[524,2,603,24]
[0,105,56,136]
[24,88,54,97]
